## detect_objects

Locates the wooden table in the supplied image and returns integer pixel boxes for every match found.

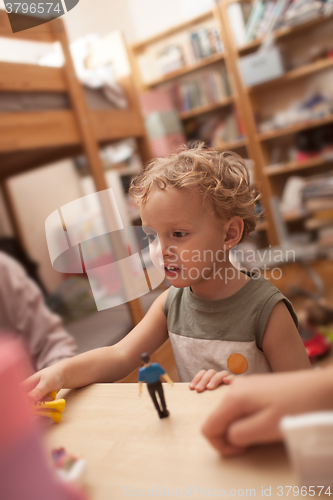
[46,383,300,500]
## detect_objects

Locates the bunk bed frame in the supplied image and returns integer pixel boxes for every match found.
[0,11,152,325]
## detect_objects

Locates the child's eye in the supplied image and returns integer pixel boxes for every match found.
[144,234,157,243]
[173,231,187,238]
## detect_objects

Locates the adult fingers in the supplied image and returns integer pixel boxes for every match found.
[189,370,207,390]
[227,407,281,446]
[207,371,231,390]
[202,391,248,455]
[194,369,217,392]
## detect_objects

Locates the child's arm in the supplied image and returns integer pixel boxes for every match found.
[24,290,169,402]
[261,301,311,371]
[202,367,333,456]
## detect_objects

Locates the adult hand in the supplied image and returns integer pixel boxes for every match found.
[201,368,333,456]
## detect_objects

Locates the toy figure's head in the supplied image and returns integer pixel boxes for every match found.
[141,352,150,365]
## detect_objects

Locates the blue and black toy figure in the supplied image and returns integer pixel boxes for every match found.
[138,353,174,418]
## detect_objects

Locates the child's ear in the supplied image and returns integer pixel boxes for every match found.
[223,217,244,249]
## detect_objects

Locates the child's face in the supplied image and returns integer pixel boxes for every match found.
[140,185,230,292]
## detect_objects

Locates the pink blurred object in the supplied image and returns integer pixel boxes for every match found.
[0,335,87,500]
[139,89,174,116]
[150,133,185,158]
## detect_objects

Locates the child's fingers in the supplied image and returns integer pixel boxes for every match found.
[189,370,207,390]
[27,377,52,403]
[193,369,217,392]
[222,374,236,385]
[206,371,231,390]
[22,373,40,395]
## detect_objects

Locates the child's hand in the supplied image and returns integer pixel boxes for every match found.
[23,364,65,402]
[189,369,234,392]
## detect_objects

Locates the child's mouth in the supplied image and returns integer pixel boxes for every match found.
[164,266,181,277]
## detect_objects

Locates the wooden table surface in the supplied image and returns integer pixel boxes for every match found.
[45,383,303,500]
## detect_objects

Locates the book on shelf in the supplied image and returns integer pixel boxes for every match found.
[189,26,223,61]
[240,0,329,43]
[305,212,333,230]
[212,107,245,146]
[227,2,247,47]
[317,224,333,248]
[170,68,231,113]
[305,198,333,212]
[302,170,333,211]
[155,45,185,75]
[245,0,266,42]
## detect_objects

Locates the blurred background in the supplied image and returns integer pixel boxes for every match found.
[0,0,333,379]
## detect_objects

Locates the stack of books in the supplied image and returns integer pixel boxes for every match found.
[212,107,246,146]
[302,171,333,247]
[170,67,231,112]
[189,26,223,60]
[155,45,185,75]
[241,0,330,43]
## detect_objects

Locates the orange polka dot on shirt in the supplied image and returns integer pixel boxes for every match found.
[227,353,248,374]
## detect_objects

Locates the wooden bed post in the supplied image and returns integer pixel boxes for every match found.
[50,19,144,326]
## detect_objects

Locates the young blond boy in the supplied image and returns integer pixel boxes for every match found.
[25,145,310,401]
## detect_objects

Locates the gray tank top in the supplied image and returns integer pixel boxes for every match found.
[164,271,298,382]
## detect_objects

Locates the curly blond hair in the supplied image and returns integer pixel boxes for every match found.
[129,143,259,242]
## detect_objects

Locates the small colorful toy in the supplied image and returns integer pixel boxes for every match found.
[299,325,331,362]
[138,352,173,419]
[52,448,86,484]
[29,390,66,423]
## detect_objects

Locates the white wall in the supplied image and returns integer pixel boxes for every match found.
[127,0,215,42]
[63,0,135,43]
[7,160,83,292]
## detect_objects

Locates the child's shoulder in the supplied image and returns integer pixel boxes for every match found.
[243,271,298,329]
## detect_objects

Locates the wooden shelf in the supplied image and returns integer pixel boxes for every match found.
[283,211,308,222]
[132,10,214,52]
[216,137,247,150]
[257,114,333,142]
[143,52,225,88]
[248,57,333,92]
[255,220,268,232]
[179,96,234,119]
[265,156,333,176]
[238,13,333,54]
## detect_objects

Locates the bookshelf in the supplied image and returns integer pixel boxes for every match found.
[221,0,333,257]
[131,8,234,121]
[132,1,333,255]
[237,11,333,54]
[141,52,226,88]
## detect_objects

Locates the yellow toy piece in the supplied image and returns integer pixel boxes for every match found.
[48,390,58,400]
[34,409,62,424]
[30,392,66,423]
